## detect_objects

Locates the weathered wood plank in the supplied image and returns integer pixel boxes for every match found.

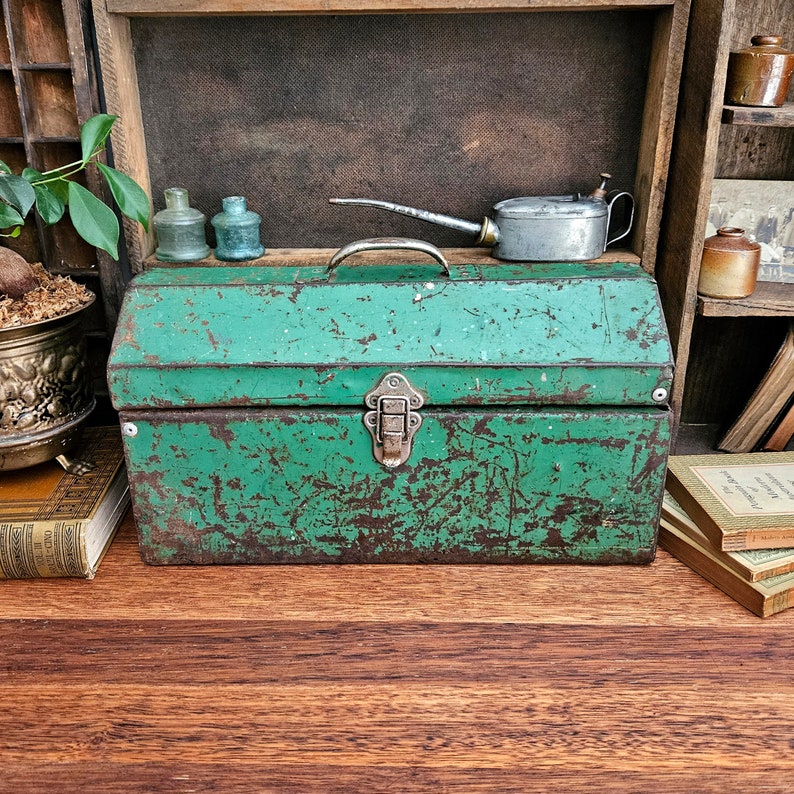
[90,0,156,267]
[630,0,690,273]
[722,102,794,126]
[106,0,679,16]
[697,281,794,317]
[654,0,736,432]
[140,246,642,269]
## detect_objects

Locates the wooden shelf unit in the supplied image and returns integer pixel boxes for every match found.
[91,0,690,278]
[0,0,127,330]
[655,0,794,447]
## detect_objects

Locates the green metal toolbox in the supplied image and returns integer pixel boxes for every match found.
[107,254,673,565]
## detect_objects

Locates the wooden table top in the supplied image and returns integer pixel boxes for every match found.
[2,509,793,792]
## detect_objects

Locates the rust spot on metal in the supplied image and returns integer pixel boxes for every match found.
[208,424,236,448]
[472,416,497,438]
[205,328,220,351]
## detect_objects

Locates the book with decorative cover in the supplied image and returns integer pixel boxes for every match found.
[662,492,794,581]
[665,452,794,551]
[0,426,129,579]
[659,518,794,618]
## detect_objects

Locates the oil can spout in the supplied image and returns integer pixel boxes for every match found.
[329,197,498,245]
[588,172,612,199]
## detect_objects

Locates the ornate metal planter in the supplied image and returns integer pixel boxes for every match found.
[0,296,96,472]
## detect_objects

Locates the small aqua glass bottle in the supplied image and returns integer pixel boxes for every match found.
[153,187,211,262]
[211,196,265,261]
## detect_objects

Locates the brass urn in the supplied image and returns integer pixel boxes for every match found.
[0,295,96,472]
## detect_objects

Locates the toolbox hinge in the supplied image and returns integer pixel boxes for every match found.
[363,372,424,468]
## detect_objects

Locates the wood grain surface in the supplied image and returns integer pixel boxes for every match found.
[697,281,794,317]
[722,102,794,127]
[2,510,794,792]
[141,246,642,270]
[107,0,678,15]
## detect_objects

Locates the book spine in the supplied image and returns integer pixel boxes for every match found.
[0,521,89,579]
[665,479,726,549]
[770,589,794,617]
[761,398,794,452]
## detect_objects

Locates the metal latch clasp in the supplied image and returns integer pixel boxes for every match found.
[363,373,424,468]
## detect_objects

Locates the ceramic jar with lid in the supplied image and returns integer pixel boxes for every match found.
[724,35,794,107]
[697,227,761,299]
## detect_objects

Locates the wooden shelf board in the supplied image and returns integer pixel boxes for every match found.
[722,102,794,127]
[17,62,72,71]
[49,267,100,278]
[108,0,678,14]
[697,281,794,317]
[29,135,80,144]
[0,136,24,144]
[142,247,643,269]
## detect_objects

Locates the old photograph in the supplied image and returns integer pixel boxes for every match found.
[708,179,794,284]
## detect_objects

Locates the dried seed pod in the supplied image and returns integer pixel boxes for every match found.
[0,248,40,300]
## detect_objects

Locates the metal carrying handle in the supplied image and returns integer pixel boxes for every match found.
[327,237,451,277]
[605,191,635,247]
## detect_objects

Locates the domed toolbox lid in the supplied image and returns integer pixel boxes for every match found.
[108,259,673,411]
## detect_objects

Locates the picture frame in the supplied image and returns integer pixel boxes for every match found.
[708,179,794,284]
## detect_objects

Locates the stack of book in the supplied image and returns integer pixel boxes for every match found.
[660,451,794,617]
[0,426,129,579]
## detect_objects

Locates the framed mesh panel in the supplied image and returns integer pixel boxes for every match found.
[131,12,651,248]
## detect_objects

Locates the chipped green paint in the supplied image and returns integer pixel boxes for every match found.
[109,260,673,565]
[109,263,673,409]
[122,407,670,565]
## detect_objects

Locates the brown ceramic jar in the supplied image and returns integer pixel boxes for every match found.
[724,35,794,107]
[698,227,761,299]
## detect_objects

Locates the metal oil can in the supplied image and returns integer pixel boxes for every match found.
[107,242,673,565]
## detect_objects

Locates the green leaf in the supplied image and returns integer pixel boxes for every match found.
[0,174,36,216]
[0,201,25,229]
[79,113,118,164]
[22,167,43,182]
[22,168,70,208]
[45,177,70,205]
[34,184,66,225]
[67,181,119,259]
[0,161,11,174]
[97,162,150,231]
[22,168,68,205]
[0,226,22,238]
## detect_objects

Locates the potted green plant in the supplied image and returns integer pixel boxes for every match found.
[0,114,150,473]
